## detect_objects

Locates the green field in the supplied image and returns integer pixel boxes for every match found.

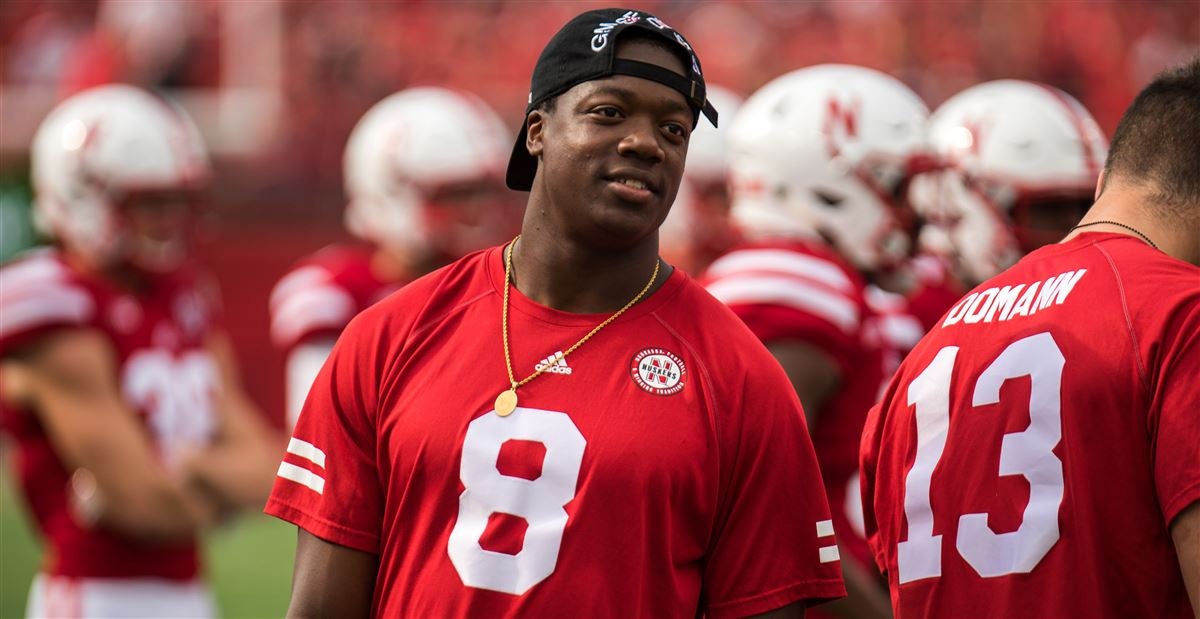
[0,467,295,618]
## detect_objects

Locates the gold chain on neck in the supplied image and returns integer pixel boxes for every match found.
[495,235,660,416]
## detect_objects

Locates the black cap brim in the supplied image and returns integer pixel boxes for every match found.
[505,120,536,191]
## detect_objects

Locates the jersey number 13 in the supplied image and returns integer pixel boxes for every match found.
[897,331,1065,584]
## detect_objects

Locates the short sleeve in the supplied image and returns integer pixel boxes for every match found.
[0,253,96,355]
[726,304,858,374]
[1150,297,1200,526]
[268,264,357,351]
[264,310,384,553]
[701,356,847,618]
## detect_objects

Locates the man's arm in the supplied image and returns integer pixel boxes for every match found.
[1172,501,1200,618]
[765,340,893,619]
[184,332,283,511]
[287,529,378,618]
[765,340,840,426]
[0,329,217,541]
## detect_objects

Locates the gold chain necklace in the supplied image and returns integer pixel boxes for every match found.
[494,236,661,417]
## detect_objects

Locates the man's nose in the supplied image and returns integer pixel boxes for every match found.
[616,118,665,162]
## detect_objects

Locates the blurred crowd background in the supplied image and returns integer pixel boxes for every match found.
[1,1,1197,616]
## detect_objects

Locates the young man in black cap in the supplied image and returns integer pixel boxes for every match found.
[266,9,845,617]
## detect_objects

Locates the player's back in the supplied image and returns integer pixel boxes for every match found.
[861,231,1200,618]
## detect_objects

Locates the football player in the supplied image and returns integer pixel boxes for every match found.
[266,9,846,617]
[702,64,934,619]
[861,58,1200,618]
[0,85,277,617]
[911,80,1109,290]
[268,86,515,430]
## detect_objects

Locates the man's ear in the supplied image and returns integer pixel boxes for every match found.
[526,110,546,158]
[1094,169,1107,201]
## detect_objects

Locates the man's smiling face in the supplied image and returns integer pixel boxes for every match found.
[527,37,694,250]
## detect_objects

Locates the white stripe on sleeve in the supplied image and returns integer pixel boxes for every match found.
[270,284,356,347]
[286,437,327,469]
[0,285,94,339]
[706,275,860,333]
[277,462,326,494]
[706,249,854,292]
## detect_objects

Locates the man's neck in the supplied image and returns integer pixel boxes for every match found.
[509,226,670,314]
[1062,183,1199,265]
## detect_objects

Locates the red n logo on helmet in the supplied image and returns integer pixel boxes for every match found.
[822,96,861,158]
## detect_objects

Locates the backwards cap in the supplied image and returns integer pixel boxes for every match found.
[505,8,719,191]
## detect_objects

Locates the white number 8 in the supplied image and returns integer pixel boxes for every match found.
[448,407,587,595]
[898,332,1065,583]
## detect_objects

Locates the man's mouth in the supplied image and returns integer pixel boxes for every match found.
[614,178,649,191]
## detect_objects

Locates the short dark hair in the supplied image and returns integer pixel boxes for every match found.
[1103,56,1200,213]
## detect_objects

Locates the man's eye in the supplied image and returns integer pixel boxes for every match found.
[592,106,622,118]
[664,123,687,138]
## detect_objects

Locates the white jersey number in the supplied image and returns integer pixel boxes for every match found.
[448,407,587,595]
[898,331,1065,584]
[123,349,220,467]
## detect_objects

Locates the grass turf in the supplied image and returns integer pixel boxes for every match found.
[0,466,295,618]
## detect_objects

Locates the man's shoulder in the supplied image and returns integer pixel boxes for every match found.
[341,247,498,345]
[999,233,1198,329]
[0,248,102,352]
[268,244,398,349]
[701,240,869,336]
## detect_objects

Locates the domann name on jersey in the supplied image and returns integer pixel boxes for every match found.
[942,269,1087,328]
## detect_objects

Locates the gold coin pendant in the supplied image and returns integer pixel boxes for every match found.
[494,389,518,417]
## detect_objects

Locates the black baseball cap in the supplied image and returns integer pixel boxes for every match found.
[505,8,719,191]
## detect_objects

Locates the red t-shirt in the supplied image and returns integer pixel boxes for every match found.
[265,246,846,618]
[701,239,891,569]
[861,232,1200,618]
[0,248,223,580]
[269,244,402,351]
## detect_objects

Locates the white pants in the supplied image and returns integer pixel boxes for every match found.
[26,574,216,619]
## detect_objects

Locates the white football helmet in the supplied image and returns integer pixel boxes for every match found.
[31,84,210,270]
[681,84,744,268]
[683,84,744,186]
[916,80,1108,284]
[342,87,512,260]
[728,64,933,272]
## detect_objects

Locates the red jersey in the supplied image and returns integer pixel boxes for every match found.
[701,240,890,568]
[0,248,223,580]
[265,246,845,618]
[861,232,1200,618]
[268,244,401,351]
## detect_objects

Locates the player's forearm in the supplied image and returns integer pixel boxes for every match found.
[60,461,218,543]
[184,440,278,510]
[818,552,893,619]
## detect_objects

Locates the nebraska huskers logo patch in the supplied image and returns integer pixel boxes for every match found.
[631,348,686,395]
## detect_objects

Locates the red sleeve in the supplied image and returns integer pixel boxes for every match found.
[269,264,357,351]
[1150,296,1200,525]
[727,303,857,375]
[264,309,385,553]
[0,254,97,355]
[701,349,847,617]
